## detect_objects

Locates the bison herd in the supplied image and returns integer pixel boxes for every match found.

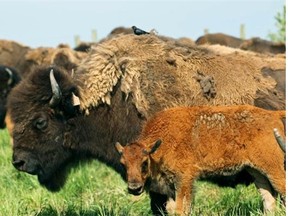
[0,27,286,215]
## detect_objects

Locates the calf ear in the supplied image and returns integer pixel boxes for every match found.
[115,142,124,154]
[149,139,162,154]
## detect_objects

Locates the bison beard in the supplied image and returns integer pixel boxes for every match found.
[37,157,84,192]
[38,166,68,192]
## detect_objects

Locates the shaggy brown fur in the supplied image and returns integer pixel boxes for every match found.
[116,105,286,215]
[21,46,87,76]
[0,40,31,71]
[0,39,87,77]
[74,34,285,116]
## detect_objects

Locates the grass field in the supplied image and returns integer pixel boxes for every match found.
[0,129,285,216]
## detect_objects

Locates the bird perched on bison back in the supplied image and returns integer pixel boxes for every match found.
[132,26,150,35]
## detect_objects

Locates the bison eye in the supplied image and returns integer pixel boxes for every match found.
[141,160,148,174]
[34,117,48,130]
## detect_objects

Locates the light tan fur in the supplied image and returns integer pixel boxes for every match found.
[24,46,87,71]
[0,39,31,69]
[117,105,286,215]
[73,34,285,116]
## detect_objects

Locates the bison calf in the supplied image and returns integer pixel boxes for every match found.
[116,105,286,215]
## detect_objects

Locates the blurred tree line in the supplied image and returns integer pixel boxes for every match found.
[268,5,286,43]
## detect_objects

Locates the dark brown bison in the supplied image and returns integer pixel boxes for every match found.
[195,33,244,48]
[8,34,285,215]
[0,65,20,129]
[240,37,286,54]
[0,44,87,136]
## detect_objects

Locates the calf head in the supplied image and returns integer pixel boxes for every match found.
[8,65,79,191]
[115,140,162,195]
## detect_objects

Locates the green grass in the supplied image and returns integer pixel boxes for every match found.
[0,129,285,216]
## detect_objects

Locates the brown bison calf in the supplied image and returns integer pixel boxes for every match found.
[116,105,286,215]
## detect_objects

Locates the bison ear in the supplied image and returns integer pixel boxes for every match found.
[115,142,124,154]
[148,139,162,154]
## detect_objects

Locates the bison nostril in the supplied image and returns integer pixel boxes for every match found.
[12,160,25,169]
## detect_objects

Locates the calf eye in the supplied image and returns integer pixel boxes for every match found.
[141,160,148,174]
[34,117,48,130]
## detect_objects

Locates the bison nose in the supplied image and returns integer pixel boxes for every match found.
[12,159,25,170]
[12,156,40,175]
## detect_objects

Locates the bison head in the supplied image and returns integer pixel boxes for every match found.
[8,65,80,191]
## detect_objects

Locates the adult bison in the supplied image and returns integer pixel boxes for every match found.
[0,40,86,77]
[8,34,285,215]
[0,40,31,71]
[240,37,286,54]
[195,33,244,48]
[0,65,20,129]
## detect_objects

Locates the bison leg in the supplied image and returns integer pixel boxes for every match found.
[174,176,195,216]
[149,191,168,215]
[246,168,284,212]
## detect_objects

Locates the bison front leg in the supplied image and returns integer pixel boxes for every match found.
[149,191,168,215]
[174,176,195,216]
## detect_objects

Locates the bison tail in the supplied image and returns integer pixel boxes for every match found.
[274,128,286,152]
[277,110,286,119]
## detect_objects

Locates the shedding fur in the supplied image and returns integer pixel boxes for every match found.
[73,34,285,117]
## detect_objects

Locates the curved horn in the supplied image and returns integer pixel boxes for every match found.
[49,69,62,108]
[4,68,13,85]
[274,128,286,152]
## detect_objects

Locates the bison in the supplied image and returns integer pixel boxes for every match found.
[0,44,87,135]
[115,105,286,215]
[0,39,31,72]
[8,34,285,215]
[240,37,286,54]
[0,65,20,129]
[195,33,244,48]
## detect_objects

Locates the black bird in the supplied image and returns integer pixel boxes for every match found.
[132,26,150,35]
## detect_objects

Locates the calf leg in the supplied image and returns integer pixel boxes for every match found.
[175,176,195,216]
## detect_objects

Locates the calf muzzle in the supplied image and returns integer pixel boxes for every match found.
[128,182,144,195]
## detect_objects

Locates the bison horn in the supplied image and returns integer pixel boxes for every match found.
[4,67,13,85]
[49,69,62,108]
